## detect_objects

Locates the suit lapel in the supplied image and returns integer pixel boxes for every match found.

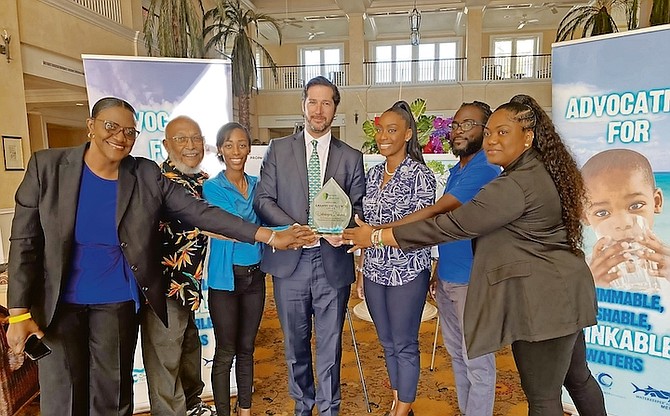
[324,137,343,184]
[291,133,309,200]
[116,156,137,229]
[58,144,86,248]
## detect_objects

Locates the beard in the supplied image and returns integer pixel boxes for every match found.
[452,136,483,158]
[171,158,202,175]
[306,116,333,135]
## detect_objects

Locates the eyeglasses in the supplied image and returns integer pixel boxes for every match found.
[448,120,485,132]
[94,119,140,140]
[170,135,205,145]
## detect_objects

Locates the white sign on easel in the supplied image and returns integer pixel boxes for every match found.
[132,287,237,414]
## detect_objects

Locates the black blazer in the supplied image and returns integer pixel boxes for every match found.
[8,143,260,328]
[253,132,366,288]
[394,149,598,358]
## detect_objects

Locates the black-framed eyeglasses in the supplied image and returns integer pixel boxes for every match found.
[448,120,485,132]
[94,119,140,140]
[170,135,205,145]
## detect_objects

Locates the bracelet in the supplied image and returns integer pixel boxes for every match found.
[266,230,277,253]
[8,312,32,324]
[371,229,384,248]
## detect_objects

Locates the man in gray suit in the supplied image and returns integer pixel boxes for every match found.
[254,76,365,416]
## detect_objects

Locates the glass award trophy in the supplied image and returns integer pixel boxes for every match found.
[312,178,352,235]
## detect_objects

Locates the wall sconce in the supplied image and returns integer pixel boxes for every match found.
[354,111,359,124]
[409,2,421,46]
[0,30,10,63]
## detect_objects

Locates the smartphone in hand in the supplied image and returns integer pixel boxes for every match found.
[24,334,51,361]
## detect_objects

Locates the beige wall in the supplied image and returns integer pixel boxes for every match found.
[0,1,31,210]
[19,0,139,60]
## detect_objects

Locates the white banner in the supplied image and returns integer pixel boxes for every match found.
[553,26,670,416]
[82,55,237,413]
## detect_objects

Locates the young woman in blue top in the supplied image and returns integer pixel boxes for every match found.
[357,101,436,416]
[203,122,264,416]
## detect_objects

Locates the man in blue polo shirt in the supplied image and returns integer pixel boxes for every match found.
[434,101,500,415]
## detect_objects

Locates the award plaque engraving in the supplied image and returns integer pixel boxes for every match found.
[312,178,352,234]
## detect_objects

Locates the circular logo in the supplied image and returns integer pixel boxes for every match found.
[597,372,613,388]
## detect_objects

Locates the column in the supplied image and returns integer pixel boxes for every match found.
[465,6,484,81]
[348,13,365,86]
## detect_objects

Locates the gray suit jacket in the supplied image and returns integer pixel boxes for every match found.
[394,149,598,358]
[8,143,260,328]
[253,132,365,288]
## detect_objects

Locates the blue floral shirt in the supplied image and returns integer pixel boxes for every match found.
[363,156,436,286]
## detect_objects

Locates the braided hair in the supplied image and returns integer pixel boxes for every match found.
[460,100,492,124]
[496,94,586,255]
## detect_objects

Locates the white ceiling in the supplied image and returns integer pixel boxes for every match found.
[249,0,591,44]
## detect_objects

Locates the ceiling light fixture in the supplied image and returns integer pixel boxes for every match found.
[409,0,421,46]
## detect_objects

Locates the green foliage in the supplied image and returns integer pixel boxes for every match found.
[361,98,437,154]
[650,0,670,25]
[426,160,446,175]
[202,0,282,129]
[143,0,205,58]
[556,1,620,41]
[203,0,282,98]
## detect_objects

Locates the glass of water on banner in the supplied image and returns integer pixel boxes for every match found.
[594,214,660,293]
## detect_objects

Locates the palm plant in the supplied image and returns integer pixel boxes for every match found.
[556,0,620,41]
[650,0,670,25]
[203,0,282,130]
[143,0,205,58]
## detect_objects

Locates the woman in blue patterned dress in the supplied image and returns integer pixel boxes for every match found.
[357,100,436,416]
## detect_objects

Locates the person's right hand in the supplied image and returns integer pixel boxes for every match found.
[589,237,628,287]
[6,312,43,355]
[273,225,317,249]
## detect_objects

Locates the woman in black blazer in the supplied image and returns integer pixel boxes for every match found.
[345,94,606,416]
[6,97,312,416]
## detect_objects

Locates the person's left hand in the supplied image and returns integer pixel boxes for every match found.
[342,215,374,253]
[274,225,317,250]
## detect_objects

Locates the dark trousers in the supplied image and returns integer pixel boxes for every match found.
[209,266,266,416]
[273,248,350,416]
[140,297,204,415]
[564,331,607,416]
[38,300,139,416]
[512,330,606,416]
[364,270,430,403]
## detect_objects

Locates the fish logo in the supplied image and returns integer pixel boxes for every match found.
[632,383,670,400]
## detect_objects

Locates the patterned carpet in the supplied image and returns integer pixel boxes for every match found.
[234,290,530,416]
[16,284,534,416]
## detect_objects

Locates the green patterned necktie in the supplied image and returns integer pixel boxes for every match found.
[308,139,321,227]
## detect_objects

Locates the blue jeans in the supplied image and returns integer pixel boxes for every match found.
[364,270,430,403]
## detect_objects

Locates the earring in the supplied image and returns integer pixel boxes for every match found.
[524,143,530,148]
[87,132,94,139]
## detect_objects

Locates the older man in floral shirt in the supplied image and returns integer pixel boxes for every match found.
[140,116,215,416]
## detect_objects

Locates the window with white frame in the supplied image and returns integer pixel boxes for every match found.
[299,45,344,86]
[491,35,540,79]
[371,40,461,84]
